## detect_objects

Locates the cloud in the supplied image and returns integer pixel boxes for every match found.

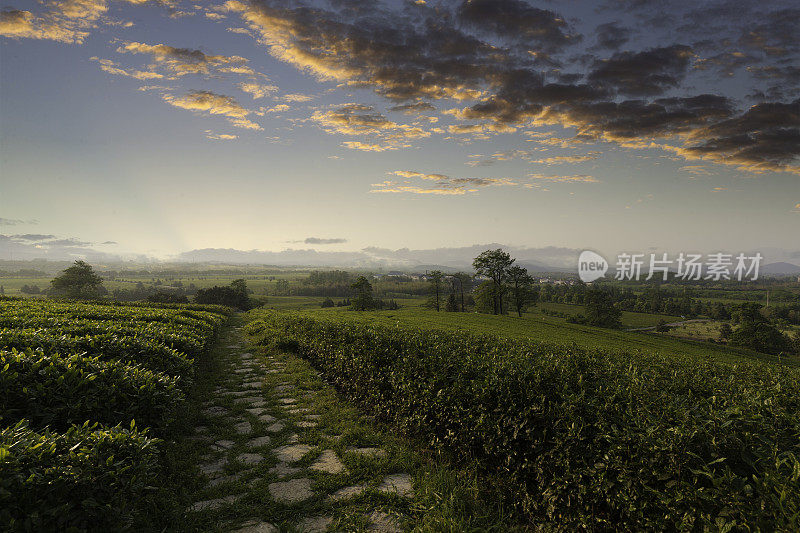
[341,141,399,152]
[372,170,517,195]
[529,153,600,164]
[213,0,797,175]
[239,81,278,99]
[204,130,239,140]
[388,102,436,115]
[278,93,314,102]
[162,90,262,130]
[304,237,347,244]
[90,57,163,80]
[528,174,600,183]
[592,21,632,50]
[588,45,695,97]
[0,217,36,226]
[1,0,171,44]
[680,165,712,176]
[457,0,579,52]
[117,41,252,77]
[10,234,56,241]
[0,8,87,43]
[312,104,429,148]
[675,99,800,175]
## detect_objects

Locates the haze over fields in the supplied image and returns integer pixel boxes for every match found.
[1,0,798,263]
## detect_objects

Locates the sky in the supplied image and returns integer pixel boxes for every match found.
[0,0,798,266]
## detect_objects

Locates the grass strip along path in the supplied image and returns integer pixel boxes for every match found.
[178,315,513,532]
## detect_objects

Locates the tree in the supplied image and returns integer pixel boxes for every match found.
[719,323,733,339]
[451,272,472,312]
[474,280,501,314]
[427,270,445,311]
[728,302,793,354]
[729,321,792,355]
[507,265,535,317]
[445,293,459,312]
[321,297,335,308]
[350,276,374,311]
[473,249,515,315]
[195,279,252,309]
[50,260,105,300]
[147,290,189,304]
[583,288,622,328]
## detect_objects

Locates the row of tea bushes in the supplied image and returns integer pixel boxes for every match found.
[0,421,160,531]
[0,299,230,531]
[247,311,800,531]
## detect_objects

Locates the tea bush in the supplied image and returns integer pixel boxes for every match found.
[0,420,160,532]
[0,329,193,378]
[248,311,800,531]
[0,299,228,531]
[1,349,182,433]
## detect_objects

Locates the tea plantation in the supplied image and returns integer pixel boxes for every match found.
[0,298,230,531]
[247,310,800,531]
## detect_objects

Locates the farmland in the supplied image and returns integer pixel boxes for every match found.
[0,298,229,531]
[2,260,799,530]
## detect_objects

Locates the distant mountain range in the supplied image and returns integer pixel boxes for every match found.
[761,262,800,275]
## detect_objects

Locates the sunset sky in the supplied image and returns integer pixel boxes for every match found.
[1,0,798,264]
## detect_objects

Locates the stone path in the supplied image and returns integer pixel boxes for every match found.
[184,323,413,532]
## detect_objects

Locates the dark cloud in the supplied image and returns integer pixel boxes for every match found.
[0,217,37,226]
[92,0,786,176]
[457,0,580,52]
[11,234,55,241]
[539,94,734,142]
[304,237,347,244]
[592,21,631,50]
[588,45,694,96]
[42,238,93,247]
[679,99,800,174]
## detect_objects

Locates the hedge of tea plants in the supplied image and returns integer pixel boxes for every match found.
[247,311,800,531]
[0,298,229,531]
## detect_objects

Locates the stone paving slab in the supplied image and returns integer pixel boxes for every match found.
[232,520,278,533]
[378,474,414,497]
[273,444,313,463]
[309,450,347,474]
[189,494,240,512]
[268,478,313,503]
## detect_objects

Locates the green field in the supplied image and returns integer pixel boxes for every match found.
[270,305,796,367]
[247,311,800,530]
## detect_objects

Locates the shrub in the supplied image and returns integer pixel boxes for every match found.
[247,312,800,531]
[0,329,193,379]
[0,420,160,532]
[147,290,189,304]
[0,349,182,433]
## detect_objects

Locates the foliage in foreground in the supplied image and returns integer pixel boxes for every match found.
[1,349,182,433]
[248,311,800,531]
[0,421,160,532]
[0,298,228,531]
